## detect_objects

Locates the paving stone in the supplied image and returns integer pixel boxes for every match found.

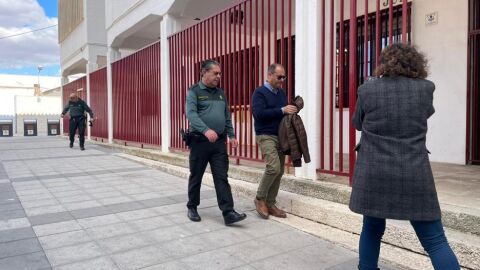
[0,238,43,259]
[0,252,51,270]
[44,241,104,266]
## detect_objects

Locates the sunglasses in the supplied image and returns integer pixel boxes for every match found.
[277,75,286,81]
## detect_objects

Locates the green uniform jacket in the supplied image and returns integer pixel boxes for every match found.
[185,81,235,138]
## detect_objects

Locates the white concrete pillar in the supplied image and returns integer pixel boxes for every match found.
[107,47,120,144]
[60,76,69,135]
[86,62,97,140]
[294,0,322,180]
[160,15,181,153]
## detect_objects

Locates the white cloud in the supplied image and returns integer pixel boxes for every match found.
[0,0,59,69]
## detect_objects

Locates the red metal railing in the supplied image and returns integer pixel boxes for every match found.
[169,0,295,163]
[62,76,86,135]
[317,0,412,183]
[89,67,108,139]
[467,0,480,164]
[111,42,161,147]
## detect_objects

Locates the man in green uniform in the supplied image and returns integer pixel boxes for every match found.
[61,93,94,151]
[185,59,247,226]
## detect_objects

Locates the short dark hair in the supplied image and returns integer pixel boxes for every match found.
[201,59,220,75]
[374,43,428,79]
[267,63,282,74]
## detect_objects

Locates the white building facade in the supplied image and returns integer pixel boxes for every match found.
[0,74,61,135]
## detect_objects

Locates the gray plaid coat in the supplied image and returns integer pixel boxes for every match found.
[349,76,441,221]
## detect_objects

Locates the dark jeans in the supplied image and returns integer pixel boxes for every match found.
[187,134,234,214]
[359,216,460,270]
[69,116,86,147]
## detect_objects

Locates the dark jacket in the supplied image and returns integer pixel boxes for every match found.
[349,76,441,221]
[62,99,93,118]
[278,96,311,167]
[252,85,288,136]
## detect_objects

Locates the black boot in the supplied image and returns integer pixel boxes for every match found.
[80,146,85,151]
[223,210,247,225]
[187,208,201,222]
[69,142,73,148]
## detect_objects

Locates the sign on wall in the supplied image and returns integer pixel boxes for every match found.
[382,0,404,7]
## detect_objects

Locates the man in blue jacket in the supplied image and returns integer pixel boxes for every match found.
[252,63,297,219]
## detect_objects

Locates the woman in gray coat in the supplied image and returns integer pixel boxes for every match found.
[350,43,459,270]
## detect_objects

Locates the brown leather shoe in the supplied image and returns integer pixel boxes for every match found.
[254,199,269,219]
[268,205,287,218]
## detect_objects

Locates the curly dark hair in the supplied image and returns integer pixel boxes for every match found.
[374,43,428,79]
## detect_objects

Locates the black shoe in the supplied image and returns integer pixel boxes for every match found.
[80,146,85,151]
[187,208,201,222]
[223,210,247,225]
[69,143,73,148]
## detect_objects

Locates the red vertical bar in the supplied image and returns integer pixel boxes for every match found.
[210,18,214,59]
[466,33,472,162]
[206,20,209,59]
[468,35,480,161]
[176,33,184,148]
[261,0,265,83]
[320,0,326,169]
[339,0,345,172]
[228,8,232,155]
[213,17,216,61]
[171,37,175,148]
[281,0,285,66]
[175,34,179,147]
[234,4,239,157]
[268,0,271,66]
[274,0,277,62]
[255,0,260,160]
[196,24,199,80]
[375,0,381,68]
[178,33,182,148]
[216,15,219,64]
[219,14,222,74]
[182,31,187,146]
[389,0,393,44]
[171,37,175,147]
[364,0,369,78]
[202,21,206,61]
[124,59,128,142]
[328,20,335,176]
[249,0,253,159]
[175,34,180,148]
[287,0,292,101]
[349,0,358,184]
[402,0,408,43]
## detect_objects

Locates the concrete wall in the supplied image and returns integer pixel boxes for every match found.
[106,0,175,47]
[60,19,87,69]
[0,89,34,116]
[60,0,107,77]
[412,0,468,164]
[15,96,62,116]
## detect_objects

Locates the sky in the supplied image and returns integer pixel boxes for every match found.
[0,0,59,76]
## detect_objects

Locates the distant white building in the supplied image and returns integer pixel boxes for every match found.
[0,74,61,135]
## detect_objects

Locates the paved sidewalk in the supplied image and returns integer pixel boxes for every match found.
[0,137,390,270]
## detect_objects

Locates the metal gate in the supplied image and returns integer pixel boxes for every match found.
[169,0,295,162]
[62,76,86,135]
[89,67,108,140]
[112,42,161,147]
[316,0,411,182]
[468,0,480,164]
